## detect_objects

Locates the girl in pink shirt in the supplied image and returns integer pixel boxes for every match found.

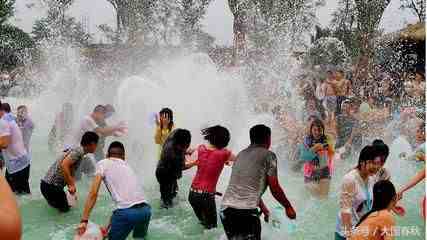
[188,125,235,229]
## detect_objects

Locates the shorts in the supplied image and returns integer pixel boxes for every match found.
[40,180,70,212]
[6,165,31,194]
[188,189,217,229]
[109,203,151,240]
[220,208,261,240]
[304,166,331,183]
[324,96,337,113]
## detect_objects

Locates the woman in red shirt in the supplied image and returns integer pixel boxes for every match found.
[188,125,235,229]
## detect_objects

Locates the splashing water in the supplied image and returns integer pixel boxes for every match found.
[10,45,424,240]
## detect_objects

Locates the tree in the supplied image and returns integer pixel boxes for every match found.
[400,0,425,22]
[306,37,350,68]
[0,0,15,25]
[0,0,34,71]
[32,1,92,46]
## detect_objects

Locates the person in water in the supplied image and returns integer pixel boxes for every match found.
[350,180,397,240]
[154,107,174,157]
[155,129,197,208]
[93,104,115,161]
[48,103,74,153]
[41,131,98,212]
[410,122,425,161]
[2,103,16,122]
[336,99,362,158]
[72,105,123,176]
[0,103,32,194]
[188,125,235,229]
[335,145,382,240]
[372,140,391,182]
[299,118,335,198]
[220,124,296,240]
[16,105,35,153]
[77,141,151,240]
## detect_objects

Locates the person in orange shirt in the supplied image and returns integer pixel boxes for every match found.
[351,180,397,240]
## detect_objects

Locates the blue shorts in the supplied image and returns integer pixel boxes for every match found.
[109,203,151,240]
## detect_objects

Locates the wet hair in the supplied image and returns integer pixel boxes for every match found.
[357,145,381,169]
[80,131,99,146]
[307,115,320,123]
[202,125,230,149]
[159,108,174,131]
[93,105,107,113]
[250,124,271,145]
[309,119,325,137]
[372,139,389,163]
[1,103,11,113]
[108,141,125,157]
[173,129,191,148]
[17,105,27,111]
[356,180,396,227]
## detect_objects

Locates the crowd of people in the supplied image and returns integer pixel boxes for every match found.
[0,65,424,240]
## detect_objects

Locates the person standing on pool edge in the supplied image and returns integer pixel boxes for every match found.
[154,108,174,158]
[155,129,197,208]
[220,124,296,240]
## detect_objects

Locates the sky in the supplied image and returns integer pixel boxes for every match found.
[11,0,419,46]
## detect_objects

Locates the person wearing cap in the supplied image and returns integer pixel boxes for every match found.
[0,103,31,194]
[71,105,123,175]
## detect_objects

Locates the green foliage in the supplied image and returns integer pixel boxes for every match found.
[306,37,350,68]
[0,24,34,71]
[0,0,15,25]
[32,12,92,46]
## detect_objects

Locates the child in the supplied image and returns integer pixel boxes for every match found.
[188,125,235,229]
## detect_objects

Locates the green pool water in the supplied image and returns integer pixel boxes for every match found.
[18,130,425,240]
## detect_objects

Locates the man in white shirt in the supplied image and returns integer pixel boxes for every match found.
[0,104,31,194]
[77,141,151,240]
[72,105,122,176]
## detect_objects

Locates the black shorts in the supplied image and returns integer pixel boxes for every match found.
[6,165,31,194]
[304,166,331,183]
[188,189,217,229]
[220,208,261,240]
[40,181,70,212]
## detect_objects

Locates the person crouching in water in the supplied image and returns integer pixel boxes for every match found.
[77,141,151,240]
[299,119,335,198]
[156,129,197,208]
[41,131,99,212]
[188,125,235,229]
